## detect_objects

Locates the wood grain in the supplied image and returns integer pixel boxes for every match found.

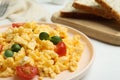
[51,12,120,45]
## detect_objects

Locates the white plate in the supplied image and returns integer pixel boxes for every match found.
[0,23,94,80]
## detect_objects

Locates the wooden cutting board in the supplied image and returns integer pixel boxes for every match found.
[51,12,120,46]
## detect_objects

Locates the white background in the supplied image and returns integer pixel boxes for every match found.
[0,0,120,80]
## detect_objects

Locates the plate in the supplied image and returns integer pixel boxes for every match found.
[0,23,94,80]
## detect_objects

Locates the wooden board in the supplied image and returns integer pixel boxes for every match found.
[51,12,120,46]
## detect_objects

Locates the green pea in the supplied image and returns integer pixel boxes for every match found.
[4,50,14,57]
[11,44,21,52]
[39,32,49,40]
[50,36,62,45]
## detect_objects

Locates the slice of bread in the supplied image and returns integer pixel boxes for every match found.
[60,0,107,19]
[72,0,113,19]
[60,0,95,18]
[96,0,120,22]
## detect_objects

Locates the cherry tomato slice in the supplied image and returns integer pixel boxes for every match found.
[16,65,38,80]
[0,45,3,52]
[12,23,24,28]
[54,42,66,57]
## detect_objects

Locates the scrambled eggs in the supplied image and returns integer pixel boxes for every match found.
[0,22,84,79]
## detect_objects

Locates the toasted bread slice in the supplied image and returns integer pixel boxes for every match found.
[72,0,113,19]
[60,0,106,19]
[60,1,94,18]
[96,0,120,22]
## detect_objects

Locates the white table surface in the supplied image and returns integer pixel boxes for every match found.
[0,0,120,80]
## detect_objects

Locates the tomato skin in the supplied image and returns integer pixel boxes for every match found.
[0,45,3,52]
[12,23,24,28]
[16,65,38,80]
[55,42,67,57]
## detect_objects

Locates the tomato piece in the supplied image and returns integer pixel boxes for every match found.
[12,23,24,28]
[0,45,3,52]
[54,42,66,57]
[16,65,38,80]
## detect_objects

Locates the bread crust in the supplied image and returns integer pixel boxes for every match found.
[95,0,120,22]
[72,0,113,19]
[60,10,105,19]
